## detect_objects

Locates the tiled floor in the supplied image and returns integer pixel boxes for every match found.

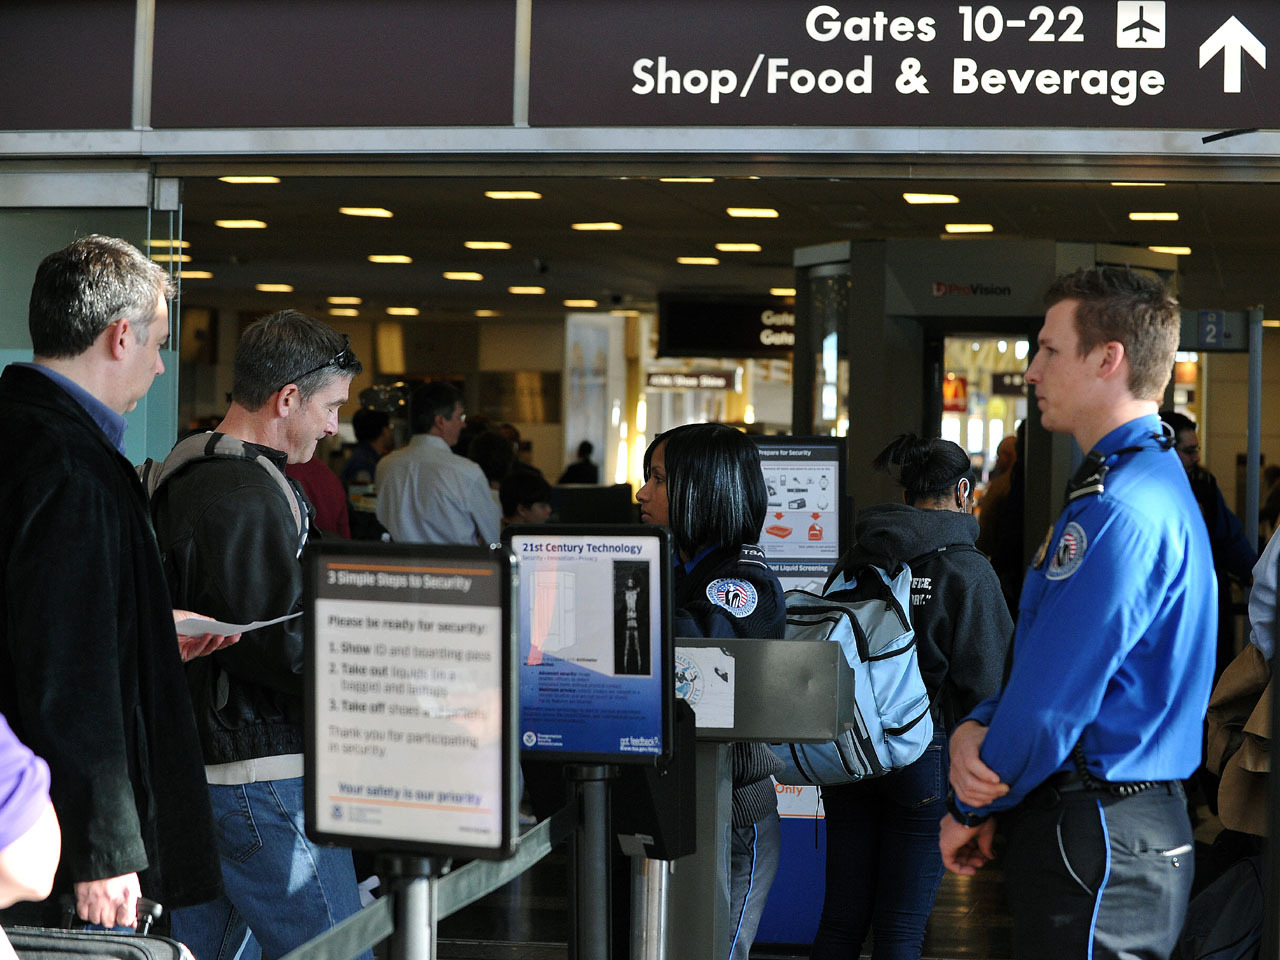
[435,849,1014,959]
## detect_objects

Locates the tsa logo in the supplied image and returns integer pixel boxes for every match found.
[674,652,704,705]
[1046,522,1087,580]
[522,731,537,747]
[707,578,758,618]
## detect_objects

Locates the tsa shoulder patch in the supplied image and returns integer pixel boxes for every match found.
[1045,521,1087,580]
[707,578,758,617]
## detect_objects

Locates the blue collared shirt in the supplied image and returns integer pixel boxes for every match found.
[959,414,1216,813]
[14,362,128,456]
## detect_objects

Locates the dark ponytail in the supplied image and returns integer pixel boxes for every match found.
[873,434,974,506]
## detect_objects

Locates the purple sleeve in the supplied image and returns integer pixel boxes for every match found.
[0,714,52,850]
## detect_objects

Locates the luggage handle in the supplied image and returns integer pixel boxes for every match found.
[58,895,163,935]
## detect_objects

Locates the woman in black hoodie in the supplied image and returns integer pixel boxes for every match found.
[810,435,1014,960]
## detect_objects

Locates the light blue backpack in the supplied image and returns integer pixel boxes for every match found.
[771,558,933,785]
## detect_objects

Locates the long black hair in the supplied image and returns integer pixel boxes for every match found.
[643,423,767,559]
[873,434,974,506]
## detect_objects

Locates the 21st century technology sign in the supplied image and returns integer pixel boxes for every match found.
[529,1,1278,128]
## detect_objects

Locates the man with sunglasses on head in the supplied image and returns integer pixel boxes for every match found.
[146,311,371,960]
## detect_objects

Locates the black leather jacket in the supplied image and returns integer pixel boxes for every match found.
[148,433,313,764]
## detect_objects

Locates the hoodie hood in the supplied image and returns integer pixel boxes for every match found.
[845,501,979,570]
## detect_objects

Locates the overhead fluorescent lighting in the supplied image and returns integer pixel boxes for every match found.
[444,271,483,281]
[1149,245,1192,255]
[218,176,280,184]
[770,287,797,297]
[660,177,714,183]
[944,223,995,233]
[715,242,762,252]
[1111,181,1166,187]
[903,193,960,204]
[150,254,192,263]
[571,222,622,231]
[611,309,641,318]
[475,309,500,317]
[148,238,191,248]
[677,257,720,265]
[328,308,359,317]
[509,286,546,294]
[564,299,599,308]
[255,283,294,293]
[181,271,214,279]
[485,190,542,200]
[726,207,779,218]
[215,219,267,229]
[368,255,412,263]
[1129,212,1179,221]
[386,307,420,316]
[465,241,512,250]
[327,296,362,305]
[340,207,393,218]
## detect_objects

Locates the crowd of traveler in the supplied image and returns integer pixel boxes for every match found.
[0,234,1244,960]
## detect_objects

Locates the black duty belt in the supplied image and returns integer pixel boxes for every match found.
[1044,768,1165,798]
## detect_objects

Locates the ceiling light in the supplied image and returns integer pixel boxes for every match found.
[716,242,762,252]
[611,309,641,318]
[944,223,994,233]
[485,190,542,200]
[572,222,622,231]
[327,296,362,305]
[564,299,599,308]
[659,177,714,183]
[465,241,512,250]
[771,287,797,297]
[150,254,192,263]
[215,219,267,229]
[328,308,359,317]
[1149,246,1192,255]
[509,286,545,294]
[181,271,214,279]
[726,207,779,218]
[903,193,960,204]
[1015,340,1030,359]
[444,271,483,281]
[368,255,412,264]
[475,309,500,317]
[340,207,393,218]
[1264,320,1280,329]
[148,238,191,248]
[255,283,293,293]
[1129,212,1179,221]
[218,176,280,184]
[1111,181,1165,187]
[386,307,420,316]
[677,257,720,265]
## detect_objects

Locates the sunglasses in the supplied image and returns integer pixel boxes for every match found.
[277,334,356,390]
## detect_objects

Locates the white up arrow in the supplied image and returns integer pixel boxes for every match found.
[1199,16,1266,94]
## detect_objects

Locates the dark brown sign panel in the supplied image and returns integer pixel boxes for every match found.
[0,1,134,130]
[529,0,1280,128]
[658,295,795,359]
[152,0,515,128]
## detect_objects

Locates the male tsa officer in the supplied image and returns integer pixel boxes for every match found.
[941,266,1215,960]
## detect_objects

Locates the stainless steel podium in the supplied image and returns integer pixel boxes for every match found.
[664,637,856,958]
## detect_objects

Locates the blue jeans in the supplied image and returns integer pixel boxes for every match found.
[727,809,781,960]
[810,735,947,960]
[171,777,371,960]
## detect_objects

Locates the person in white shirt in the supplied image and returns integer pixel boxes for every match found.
[375,381,501,545]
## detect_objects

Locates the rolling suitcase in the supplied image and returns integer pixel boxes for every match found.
[3,927,190,960]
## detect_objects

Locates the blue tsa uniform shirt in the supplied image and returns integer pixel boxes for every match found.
[961,414,1216,813]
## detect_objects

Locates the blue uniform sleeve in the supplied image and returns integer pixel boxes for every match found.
[964,502,1167,812]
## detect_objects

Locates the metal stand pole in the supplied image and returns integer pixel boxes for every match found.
[379,854,444,960]
[630,858,670,960]
[566,764,614,960]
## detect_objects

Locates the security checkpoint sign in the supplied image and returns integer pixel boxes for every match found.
[304,543,516,859]
[529,1,1279,128]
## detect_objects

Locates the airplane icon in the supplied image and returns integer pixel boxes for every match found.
[1122,6,1158,43]
[1116,1,1165,49]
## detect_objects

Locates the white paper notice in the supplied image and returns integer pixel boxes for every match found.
[174,611,302,636]
[673,646,735,727]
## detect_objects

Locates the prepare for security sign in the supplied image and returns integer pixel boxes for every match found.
[533,1,1279,128]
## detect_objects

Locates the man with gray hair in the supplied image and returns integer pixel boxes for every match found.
[147,310,371,960]
[0,235,222,929]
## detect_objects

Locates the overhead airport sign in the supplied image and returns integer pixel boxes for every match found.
[529,1,1278,128]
